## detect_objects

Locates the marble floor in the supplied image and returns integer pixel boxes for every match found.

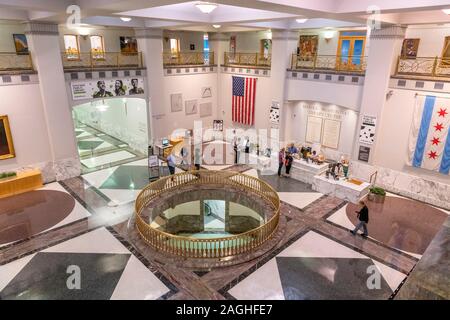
[0,158,448,300]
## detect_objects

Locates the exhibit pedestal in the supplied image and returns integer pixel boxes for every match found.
[247,153,278,172]
[312,175,370,204]
[290,159,329,184]
[0,169,43,199]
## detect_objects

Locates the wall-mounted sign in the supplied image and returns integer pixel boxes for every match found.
[71,77,145,100]
[213,120,223,131]
[358,146,370,162]
[359,115,377,145]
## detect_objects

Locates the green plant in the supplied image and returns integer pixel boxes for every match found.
[370,186,386,196]
[0,171,17,179]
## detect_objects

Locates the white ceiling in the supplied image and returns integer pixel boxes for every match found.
[0,0,450,32]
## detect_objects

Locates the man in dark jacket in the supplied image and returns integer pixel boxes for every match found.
[350,200,369,237]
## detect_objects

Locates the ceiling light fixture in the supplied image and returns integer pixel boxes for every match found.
[443,9,450,15]
[120,17,132,22]
[212,24,221,28]
[195,2,218,14]
[296,18,308,23]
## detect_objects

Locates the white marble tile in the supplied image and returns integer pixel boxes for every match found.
[111,255,170,300]
[372,260,407,292]
[54,157,81,181]
[228,259,285,300]
[278,192,323,210]
[80,151,136,169]
[326,205,355,230]
[0,254,37,292]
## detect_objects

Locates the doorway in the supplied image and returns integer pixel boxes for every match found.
[337,31,366,71]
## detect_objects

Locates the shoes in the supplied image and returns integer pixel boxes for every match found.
[361,234,368,238]
[349,230,355,235]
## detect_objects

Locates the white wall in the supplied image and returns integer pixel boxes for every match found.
[232,30,271,53]
[0,83,53,179]
[163,31,205,52]
[0,22,25,52]
[152,72,218,140]
[73,98,148,154]
[405,25,450,58]
[284,101,359,161]
[375,88,450,185]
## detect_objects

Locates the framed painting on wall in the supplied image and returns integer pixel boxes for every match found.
[185,99,198,115]
[0,115,15,160]
[201,87,212,98]
[440,36,450,68]
[120,36,138,54]
[401,39,420,59]
[170,93,183,112]
[13,34,29,55]
[299,35,318,61]
[199,102,212,117]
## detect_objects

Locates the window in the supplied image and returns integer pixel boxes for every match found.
[90,35,105,59]
[169,38,180,57]
[63,35,80,60]
[337,31,366,70]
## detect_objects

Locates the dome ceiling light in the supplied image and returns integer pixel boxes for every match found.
[296,18,308,23]
[195,2,218,14]
[120,17,132,22]
[212,24,221,28]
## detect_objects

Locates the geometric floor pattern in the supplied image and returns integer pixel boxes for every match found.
[228,231,407,300]
[0,227,171,300]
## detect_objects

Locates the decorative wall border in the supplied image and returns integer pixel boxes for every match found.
[390,77,450,93]
[63,69,146,81]
[0,73,39,86]
[221,66,270,77]
[164,65,217,76]
[286,70,365,85]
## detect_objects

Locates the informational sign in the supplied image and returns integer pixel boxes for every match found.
[305,116,323,143]
[269,101,280,124]
[213,120,223,131]
[148,155,159,168]
[358,146,371,162]
[359,115,377,145]
[70,77,145,100]
[322,119,341,149]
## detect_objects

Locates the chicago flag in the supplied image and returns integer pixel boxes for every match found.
[408,95,450,174]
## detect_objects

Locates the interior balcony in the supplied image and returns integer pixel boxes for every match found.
[394,56,450,81]
[223,52,271,69]
[0,52,35,74]
[288,54,367,76]
[162,51,215,68]
[61,51,144,72]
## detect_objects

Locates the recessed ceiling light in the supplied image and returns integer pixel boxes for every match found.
[443,9,450,15]
[296,18,308,23]
[212,24,221,29]
[196,2,218,14]
[120,17,132,22]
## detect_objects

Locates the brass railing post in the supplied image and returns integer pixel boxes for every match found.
[313,54,317,70]
[395,55,401,76]
[432,56,438,77]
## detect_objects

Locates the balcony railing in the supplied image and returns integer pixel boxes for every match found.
[163,51,214,66]
[224,52,271,68]
[395,56,450,78]
[0,52,34,73]
[290,54,367,74]
[61,52,143,70]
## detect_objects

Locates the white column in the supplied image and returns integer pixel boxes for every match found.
[209,32,228,120]
[25,22,80,181]
[353,26,405,165]
[270,30,298,142]
[135,28,164,142]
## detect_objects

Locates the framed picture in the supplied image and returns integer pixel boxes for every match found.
[440,36,450,68]
[190,44,195,50]
[120,36,138,54]
[401,38,420,59]
[13,34,29,55]
[0,115,15,160]
[170,93,183,112]
[199,102,213,117]
[213,120,223,131]
[185,99,198,115]
[201,87,212,98]
[299,35,318,61]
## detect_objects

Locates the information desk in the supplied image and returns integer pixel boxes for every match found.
[0,169,43,199]
[312,174,370,204]
[289,159,329,184]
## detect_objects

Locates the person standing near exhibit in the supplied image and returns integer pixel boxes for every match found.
[350,200,369,237]
[278,147,285,177]
[166,153,177,181]
[284,152,294,177]
[194,147,201,170]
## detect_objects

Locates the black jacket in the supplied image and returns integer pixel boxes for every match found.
[358,206,369,223]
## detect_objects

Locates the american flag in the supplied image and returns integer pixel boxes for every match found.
[232,76,257,126]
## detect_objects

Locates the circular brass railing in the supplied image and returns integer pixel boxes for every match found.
[135,170,280,259]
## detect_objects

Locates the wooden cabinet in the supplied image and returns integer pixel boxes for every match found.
[0,170,43,199]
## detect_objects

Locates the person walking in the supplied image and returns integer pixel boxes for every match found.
[350,200,369,237]
[194,147,201,171]
[278,147,285,177]
[284,152,293,177]
[166,153,177,181]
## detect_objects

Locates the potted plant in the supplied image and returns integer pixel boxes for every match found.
[368,186,386,203]
[0,171,17,180]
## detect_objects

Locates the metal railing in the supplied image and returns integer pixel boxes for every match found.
[0,52,34,72]
[61,52,143,70]
[395,56,450,78]
[135,170,280,259]
[290,54,367,74]
[162,51,214,66]
[224,52,271,68]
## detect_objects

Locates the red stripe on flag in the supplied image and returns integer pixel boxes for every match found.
[252,78,256,126]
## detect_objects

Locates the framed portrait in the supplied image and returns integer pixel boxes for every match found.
[299,35,318,61]
[120,36,138,54]
[13,34,29,55]
[0,115,15,160]
[401,39,420,59]
[170,93,183,112]
[201,87,212,98]
[185,99,198,115]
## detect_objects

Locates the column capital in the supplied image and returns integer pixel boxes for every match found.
[24,21,59,35]
[370,25,406,40]
[271,30,298,41]
[134,27,163,39]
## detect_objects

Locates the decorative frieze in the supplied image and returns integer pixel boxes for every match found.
[24,22,59,35]
[370,25,406,39]
[134,28,163,39]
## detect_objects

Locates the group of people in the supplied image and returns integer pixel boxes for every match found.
[278,146,295,177]
[92,79,144,98]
